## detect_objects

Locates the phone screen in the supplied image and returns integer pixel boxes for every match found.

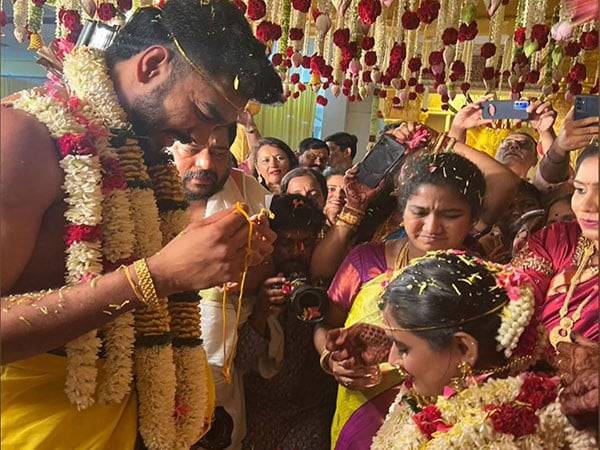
[481,100,530,120]
[356,135,406,188]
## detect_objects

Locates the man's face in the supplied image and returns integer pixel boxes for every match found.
[171,126,232,201]
[128,68,246,150]
[495,134,537,174]
[299,147,329,172]
[273,228,318,274]
[326,141,350,169]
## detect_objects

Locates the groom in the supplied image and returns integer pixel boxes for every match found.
[1,0,282,448]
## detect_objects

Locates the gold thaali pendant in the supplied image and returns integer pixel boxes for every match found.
[549,317,575,349]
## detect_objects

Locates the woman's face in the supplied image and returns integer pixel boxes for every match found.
[256,145,291,189]
[384,308,461,398]
[286,175,326,209]
[325,175,346,223]
[402,184,473,254]
[572,156,599,242]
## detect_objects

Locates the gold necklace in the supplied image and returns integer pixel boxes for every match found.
[394,239,410,271]
[549,237,597,348]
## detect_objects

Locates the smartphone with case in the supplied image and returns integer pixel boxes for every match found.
[574,95,599,121]
[481,100,530,120]
[356,134,407,188]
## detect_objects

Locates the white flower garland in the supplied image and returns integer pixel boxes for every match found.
[496,283,535,358]
[373,374,597,450]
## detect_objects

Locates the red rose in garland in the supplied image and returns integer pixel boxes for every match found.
[460,82,471,92]
[569,81,583,95]
[97,2,117,20]
[516,374,558,410]
[292,0,310,13]
[362,71,372,82]
[233,0,247,14]
[358,0,382,26]
[428,50,443,66]
[530,23,550,48]
[568,62,587,82]
[389,41,406,63]
[580,30,599,50]
[60,9,83,33]
[364,51,377,66]
[408,57,421,72]
[301,55,311,68]
[362,36,375,50]
[412,405,451,439]
[565,41,581,57]
[485,404,539,438]
[117,0,132,11]
[482,66,496,81]
[316,95,328,106]
[526,70,540,84]
[290,73,300,84]
[451,60,465,77]
[333,28,350,48]
[480,42,496,59]
[415,83,425,93]
[289,27,304,41]
[441,28,458,45]
[458,21,478,42]
[514,27,526,46]
[401,11,420,30]
[417,0,440,24]
[271,53,283,66]
[256,21,272,43]
[247,0,266,21]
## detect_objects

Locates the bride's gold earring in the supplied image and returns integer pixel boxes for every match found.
[450,361,473,392]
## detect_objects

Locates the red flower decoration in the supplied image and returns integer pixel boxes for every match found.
[333,28,350,48]
[362,36,375,50]
[428,50,443,66]
[0,10,6,27]
[580,30,598,50]
[460,82,471,92]
[57,133,97,157]
[401,11,420,30]
[101,158,126,193]
[409,91,418,100]
[117,0,132,11]
[246,0,266,21]
[389,41,406,63]
[298,83,306,91]
[291,0,310,13]
[358,0,382,26]
[516,373,558,410]
[514,27,527,47]
[569,62,587,82]
[316,95,328,106]
[32,0,46,6]
[301,55,311,68]
[60,9,82,33]
[97,3,117,21]
[364,51,377,66]
[256,21,273,43]
[417,0,440,24]
[408,57,421,72]
[321,65,333,78]
[451,60,465,76]
[485,403,539,438]
[392,96,401,105]
[441,28,458,46]
[530,23,549,48]
[565,41,582,57]
[526,70,540,84]
[341,41,358,60]
[310,55,326,73]
[480,42,496,59]
[289,27,304,41]
[65,224,103,246]
[458,22,478,42]
[412,405,452,439]
[290,73,300,84]
[569,81,583,95]
[415,83,425,93]
[233,0,247,14]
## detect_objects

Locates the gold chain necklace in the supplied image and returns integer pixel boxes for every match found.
[549,237,597,348]
[394,239,410,271]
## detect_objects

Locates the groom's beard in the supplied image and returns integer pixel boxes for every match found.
[126,82,171,142]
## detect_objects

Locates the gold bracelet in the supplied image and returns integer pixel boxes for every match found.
[320,349,334,375]
[337,211,363,227]
[120,265,145,305]
[133,258,161,309]
[343,204,366,217]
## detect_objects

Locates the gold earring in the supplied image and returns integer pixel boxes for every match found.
[450,361,473,392]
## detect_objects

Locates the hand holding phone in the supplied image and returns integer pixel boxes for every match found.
[355,134,407,188]
[574,95,599,121]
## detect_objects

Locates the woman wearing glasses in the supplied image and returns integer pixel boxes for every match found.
[253,137,299,193]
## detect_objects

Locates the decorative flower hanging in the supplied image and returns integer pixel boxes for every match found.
[246,0,266,21]
[358,0,382,26]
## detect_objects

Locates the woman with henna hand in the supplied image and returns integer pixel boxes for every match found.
[314,122,520,449]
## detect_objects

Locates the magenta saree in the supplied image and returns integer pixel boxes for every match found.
[513,221,598,341]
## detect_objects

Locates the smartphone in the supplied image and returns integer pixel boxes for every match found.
[574,95,599,121]
[481,100,530,120]
[356,135,406,188]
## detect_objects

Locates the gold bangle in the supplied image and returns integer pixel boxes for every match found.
[120,265,145,305]
[337,212,362,227]
[343,204,366,217]
[320,349,334,375]
[133,258,161,309]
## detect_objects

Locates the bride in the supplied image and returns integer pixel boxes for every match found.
[366,250,596,449]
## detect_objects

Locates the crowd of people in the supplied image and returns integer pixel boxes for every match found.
[1,0,598,449]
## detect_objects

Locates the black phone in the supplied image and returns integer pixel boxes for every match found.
[356,134,406,188]
[481,100,530,120]
[574,95,599,121]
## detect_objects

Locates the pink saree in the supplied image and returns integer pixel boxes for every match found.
[513,221,598,341]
